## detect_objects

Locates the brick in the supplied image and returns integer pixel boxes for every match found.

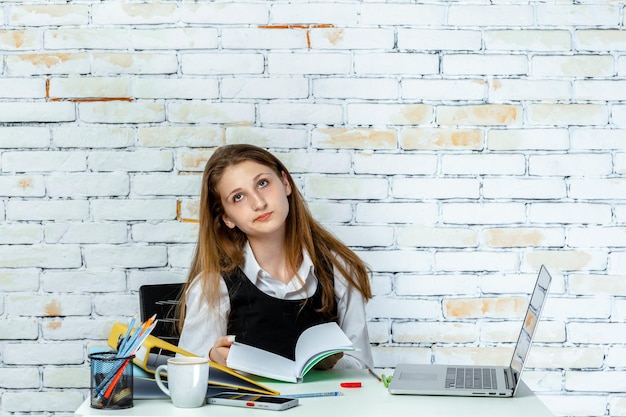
[356,249,432,273]
[91,199,177,221]
[532,54,614,78]
[435,251,520,272]
[7,200,88,221]
[396,274,478,296]
[176,148,213,172]
[139,126,222,147]
[527,347,605,369]
[0,367,40,388]
[7,52,90,75]
[0,318,39,340]
[570,178,626,200]
[8,4,88,26]
[574,80,626,101]
[2,390,84,412]
[168,101,255,124]
[2,151,86,172]
[127,270,186,291]
[568,227,626,249]
[441,154,526,175]
[402,79,486,101]
[88,149,173,172]
[308,202,352,223]
[485,30,571,52]
[566,371,626,392]
[0,102,75,123]
[529,153,612,177]
[43,366,90,389]
[529,202,612,224]
[84,245,167,268]
[448,5,534,27]
[45,28,131,50]
[313,78,398,100]
[393,322,477,344]
[402,128,484,151]
[222,28,306,49]
[131,28,218,50]
[225,127,307,149]
[180,2,269,24]
[483,178,566,199]
[53,126,134,148]
[393,178,480,199]
[271,2,358,25]
[537,4,620,26]
[7,294,91,317]
[570,274,626,296]
[0,224,42,244]
[268,52,351,75]
[259,103,342,125]
[305,176,387,200]
[545,297,612,319]
[487,128,569,151]
[131,221,199,243]
[309,28,394,50]
[575,30,626,52]
[0,127,50,148]
[482,227,565,248]
[168,244,195,268]
[92,2,178,25]
[92,53,178,75]
[42,270,126,292]
[133,78,219,99]
[398,226,477,248]
[437,105,522,126]
[0,78,46,98]
[181,53,264,75]
[132,174,201,196]
[0,175,45,196]
[443,54,528,76]
[44,222,127,244]
[42,317,121,340]
[433,346,511,367]
[328,225,393,247]
[348,103,432,126]
[524,250,608,272]
[366,297,441,319]
[489,79,570,101]
[0,269,40,291]
[47,172,129,197]
[355,53,438,75]
[222,77,309,99]
[0,29,40,50]
[278,151,351,174]
[398,29,481,51]
[353,153,437,175]
[355,202,438,225]
[79,101,165,124]
[360,4,445,26]
[0,245,82,268]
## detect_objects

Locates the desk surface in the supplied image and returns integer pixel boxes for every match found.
[75,369,554,417]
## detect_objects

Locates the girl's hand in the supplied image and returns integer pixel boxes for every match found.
[313,352,344,370]
[208,335,236,366]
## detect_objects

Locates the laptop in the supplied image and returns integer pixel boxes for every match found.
[388,265,552,397]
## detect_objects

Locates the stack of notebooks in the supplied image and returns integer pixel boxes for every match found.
[107,322,279,398]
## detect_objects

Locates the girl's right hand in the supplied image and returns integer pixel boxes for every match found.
[208,335,236,366]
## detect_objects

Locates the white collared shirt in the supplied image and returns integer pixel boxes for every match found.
[178,243,374,369]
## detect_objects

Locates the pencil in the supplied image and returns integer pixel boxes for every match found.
[282,391,343,398]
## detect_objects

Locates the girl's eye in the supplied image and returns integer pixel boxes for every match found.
[233,194,243,203]
[258,179,269,188]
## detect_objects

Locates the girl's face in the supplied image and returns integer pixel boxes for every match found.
[216,160,292,241]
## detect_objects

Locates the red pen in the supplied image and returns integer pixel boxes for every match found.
[340,382,362,388]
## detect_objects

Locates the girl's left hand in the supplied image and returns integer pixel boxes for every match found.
[208,335,236,366]
[313,352,344,370]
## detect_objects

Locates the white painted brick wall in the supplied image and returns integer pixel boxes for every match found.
[1,1,626,416]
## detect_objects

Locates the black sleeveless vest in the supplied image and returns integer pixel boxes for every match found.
[224,256,337,361]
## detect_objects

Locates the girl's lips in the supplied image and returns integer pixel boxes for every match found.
[255,212,272,222]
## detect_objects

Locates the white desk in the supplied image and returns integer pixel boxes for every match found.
[75,369,554,417]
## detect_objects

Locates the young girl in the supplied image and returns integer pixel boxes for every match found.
[177,144,373,371]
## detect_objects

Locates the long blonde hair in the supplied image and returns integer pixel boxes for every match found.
[177,144,371,332]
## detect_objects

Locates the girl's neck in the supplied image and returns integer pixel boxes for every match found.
[248,236,294,284]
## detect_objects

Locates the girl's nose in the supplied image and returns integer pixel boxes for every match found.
[250,192,267,210]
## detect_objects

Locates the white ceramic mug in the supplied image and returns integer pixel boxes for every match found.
[154,357,209,408]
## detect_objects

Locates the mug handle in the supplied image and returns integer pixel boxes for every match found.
[154,364,170,397]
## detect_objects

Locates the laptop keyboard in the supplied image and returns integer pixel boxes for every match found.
[445,367,498,390]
